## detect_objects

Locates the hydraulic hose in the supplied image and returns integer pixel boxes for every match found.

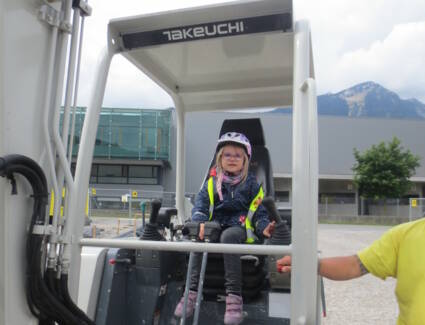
[60,274,96,325]
[0,154,94,324]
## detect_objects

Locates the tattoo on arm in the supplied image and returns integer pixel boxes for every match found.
[355,255,369,276]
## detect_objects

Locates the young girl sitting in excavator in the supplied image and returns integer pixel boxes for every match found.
[174,132,275,324]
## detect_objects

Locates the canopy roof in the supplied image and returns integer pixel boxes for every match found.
[108,0,313,112]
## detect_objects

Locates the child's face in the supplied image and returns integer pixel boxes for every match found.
[221,145,245,174]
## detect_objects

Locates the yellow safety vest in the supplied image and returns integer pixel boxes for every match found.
[207,176,264,244]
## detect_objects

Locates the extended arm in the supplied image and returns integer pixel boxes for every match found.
[319,255,368,280]
[277,255,369,281]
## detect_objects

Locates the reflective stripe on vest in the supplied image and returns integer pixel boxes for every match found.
[207,176,214,220]
[206,176,264,243]
[245,185,264,243]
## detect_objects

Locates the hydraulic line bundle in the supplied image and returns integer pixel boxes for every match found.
[0,154,95,325]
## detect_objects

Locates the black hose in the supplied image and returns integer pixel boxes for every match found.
[0,155,48,189]
[0,154,94,324]
[31,236,72,323]
[46,268,59,299]
[60,274,96,325]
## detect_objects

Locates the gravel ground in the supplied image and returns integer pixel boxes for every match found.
[319,224,398,325]
[88,219,399,324]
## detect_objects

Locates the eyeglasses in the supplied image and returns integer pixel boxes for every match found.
[222,153,243,161]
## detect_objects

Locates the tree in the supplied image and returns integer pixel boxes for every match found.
[352,137,420,199]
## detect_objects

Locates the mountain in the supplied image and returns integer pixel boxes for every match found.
[272,81,425,119]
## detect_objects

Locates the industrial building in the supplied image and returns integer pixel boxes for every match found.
[67,107,425,215]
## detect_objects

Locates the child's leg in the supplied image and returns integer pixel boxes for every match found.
[174,252,203,317]
[221,226,246,324]
[189,252,203,291]
[220,226,247,295]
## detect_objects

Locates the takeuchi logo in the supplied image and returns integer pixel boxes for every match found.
[162,21,245,41]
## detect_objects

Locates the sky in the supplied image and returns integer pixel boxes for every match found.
[77,0,425,109]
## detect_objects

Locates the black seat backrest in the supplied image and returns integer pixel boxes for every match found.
[219,118,274,197]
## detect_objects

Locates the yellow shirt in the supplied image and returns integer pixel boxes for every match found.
[358,218,425,325]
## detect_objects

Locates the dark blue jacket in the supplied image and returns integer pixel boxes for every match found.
[192,173,269,238]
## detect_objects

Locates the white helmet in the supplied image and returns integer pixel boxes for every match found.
[217,132,252,158]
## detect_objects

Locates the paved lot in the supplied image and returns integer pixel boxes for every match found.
[319,224,398,325]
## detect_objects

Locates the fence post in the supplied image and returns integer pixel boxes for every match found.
[325,197,328,217]
[397,198,400,219]
[88,188,91,219]
[141,201,146,228]
[129,189,132,219]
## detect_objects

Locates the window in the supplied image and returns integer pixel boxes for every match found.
[128,166,159,185]
[89,164,160,185]
[320,193,355,204]
[97,165,127,184]
[275,190,290,202]
[90,164,98,183]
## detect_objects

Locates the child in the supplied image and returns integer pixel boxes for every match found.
[174,132,275,324]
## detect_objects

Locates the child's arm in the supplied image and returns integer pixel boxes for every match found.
[191,179,211,222]
[253,204,270,238]
[249,179,270,238]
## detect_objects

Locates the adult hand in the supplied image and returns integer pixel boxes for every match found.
[199,223,205,241]
[276,255,292,273]
[262,221,276,238]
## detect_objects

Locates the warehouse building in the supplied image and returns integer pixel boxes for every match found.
[67,107,425,215]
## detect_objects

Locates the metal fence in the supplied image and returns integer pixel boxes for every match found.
[409,198,425,221]
[319,196,423,224]
[87,187,196,220]
[87,189,422,225]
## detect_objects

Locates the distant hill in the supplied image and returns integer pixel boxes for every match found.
[272,81,425,119]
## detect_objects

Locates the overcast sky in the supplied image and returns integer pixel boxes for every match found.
[77,0,425,108]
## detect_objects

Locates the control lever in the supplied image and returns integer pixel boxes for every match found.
[262,197,291,245]
[139,199,164,241]
[149,199,162,224]
[262,197,282,223]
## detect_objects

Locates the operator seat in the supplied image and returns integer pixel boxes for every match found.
[202,118,274,301]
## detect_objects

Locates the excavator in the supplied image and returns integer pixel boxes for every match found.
[0,0,320,324]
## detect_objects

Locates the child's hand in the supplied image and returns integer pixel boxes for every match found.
[262,221,276,238]
[199,223,205,241]
[276,256,292,273]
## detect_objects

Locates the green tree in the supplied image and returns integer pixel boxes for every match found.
[353,137,420,199]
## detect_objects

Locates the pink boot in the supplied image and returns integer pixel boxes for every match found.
[224,294,243,324]
[174,290,197,318]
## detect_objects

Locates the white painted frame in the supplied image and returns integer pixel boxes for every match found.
[70,1,319,323]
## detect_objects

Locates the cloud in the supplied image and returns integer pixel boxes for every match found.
[77,0,233,108]
[325,22,425,102]
[295,0,425,101]
[76,0,425,108]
